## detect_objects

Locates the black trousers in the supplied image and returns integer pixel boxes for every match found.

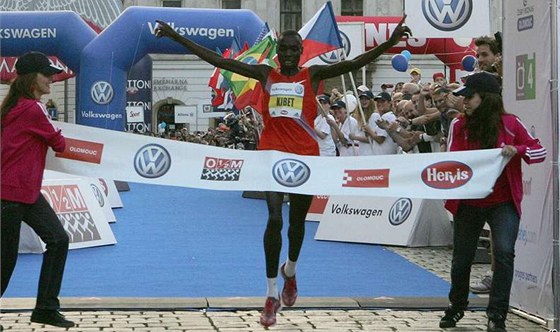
[263,192,313,278]
[1,195,69,310]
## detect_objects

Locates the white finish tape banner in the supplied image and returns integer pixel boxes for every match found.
[47,122,509,199]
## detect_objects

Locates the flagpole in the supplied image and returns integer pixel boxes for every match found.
[335,50,375,154]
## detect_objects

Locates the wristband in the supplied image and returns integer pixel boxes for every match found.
[421,133,434,142]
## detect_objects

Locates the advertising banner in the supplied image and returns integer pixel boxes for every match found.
[174,105,196,124]
[126,54,152,133]
[315,196,452,247]
[503,0,554,321]
[404,0,490,38]
[335,16,476,82]
[47,122,510,199]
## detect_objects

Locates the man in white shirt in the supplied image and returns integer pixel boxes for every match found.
[314,95,337,156]
[362,92,398,155]
[330,100,359,156]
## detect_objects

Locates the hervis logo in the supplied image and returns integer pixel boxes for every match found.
[421,161,472,189]
[422,0,473,32]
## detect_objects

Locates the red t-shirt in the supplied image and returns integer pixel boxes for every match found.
[258,67,319,156]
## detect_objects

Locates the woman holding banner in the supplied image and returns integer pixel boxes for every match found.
[439,72,546,332]
[155,17,411,327]
[1,51,74,328]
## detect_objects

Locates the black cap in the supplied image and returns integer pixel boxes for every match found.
[15,51,63,76]
[373,91,392,102]
[330,100,346,109]
[359,90,374,99]
[453,71,501,97]
[317,94,330,103]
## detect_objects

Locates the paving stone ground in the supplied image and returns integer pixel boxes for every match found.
[0,246,552,332]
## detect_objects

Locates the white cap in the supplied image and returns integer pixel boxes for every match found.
[357,85,370,93]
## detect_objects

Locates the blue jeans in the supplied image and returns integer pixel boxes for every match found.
[448,201,519,318]
[1,195,69,310]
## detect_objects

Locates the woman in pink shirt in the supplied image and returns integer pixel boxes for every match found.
[439,72,546,332]
[1,52,73,328]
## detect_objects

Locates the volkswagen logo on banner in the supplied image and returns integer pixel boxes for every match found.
[134,144,171,178]
[91,81,114,105]
[422,0,473,31]
[90,184,105,207]
[388,198,413,226]
[272,159,311,187]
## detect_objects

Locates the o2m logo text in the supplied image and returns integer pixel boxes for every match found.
[134,144,171,178]
[388,198,413,226]
[272,159,311,187]
[516,53,536,100]
[422,0,473,31]
[40,184,101,243]
[201,156,244,181]
[421,161,472,189]
[91,81,114,104]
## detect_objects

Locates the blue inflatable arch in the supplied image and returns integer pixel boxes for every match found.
[0,11,97,71]
[78,6,265,130]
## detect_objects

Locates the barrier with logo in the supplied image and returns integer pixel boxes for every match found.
[306,195,330,221]
[19,177,117,254]
[98,178,124,209]
[314,196,452,247]
[46,122,509,199]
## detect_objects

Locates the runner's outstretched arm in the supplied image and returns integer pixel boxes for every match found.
[312,15,412,81]
[154,20,269,82]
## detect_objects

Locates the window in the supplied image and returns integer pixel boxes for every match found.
[221,0,241,9]
[162,0,182,7]
[280,0,301,32]
[341,0,363,16]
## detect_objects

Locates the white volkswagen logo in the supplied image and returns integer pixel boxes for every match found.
[90,184,105,207]
[388,198,413,226]
[91,81,114,105]
[272,159,311,187]
[422,0,473,31]
[134,144,171,178]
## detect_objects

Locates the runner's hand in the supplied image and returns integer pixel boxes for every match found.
[155,20,179,40]
[389,15,412,44]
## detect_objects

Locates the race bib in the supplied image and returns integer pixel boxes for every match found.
[268,82,304,119]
